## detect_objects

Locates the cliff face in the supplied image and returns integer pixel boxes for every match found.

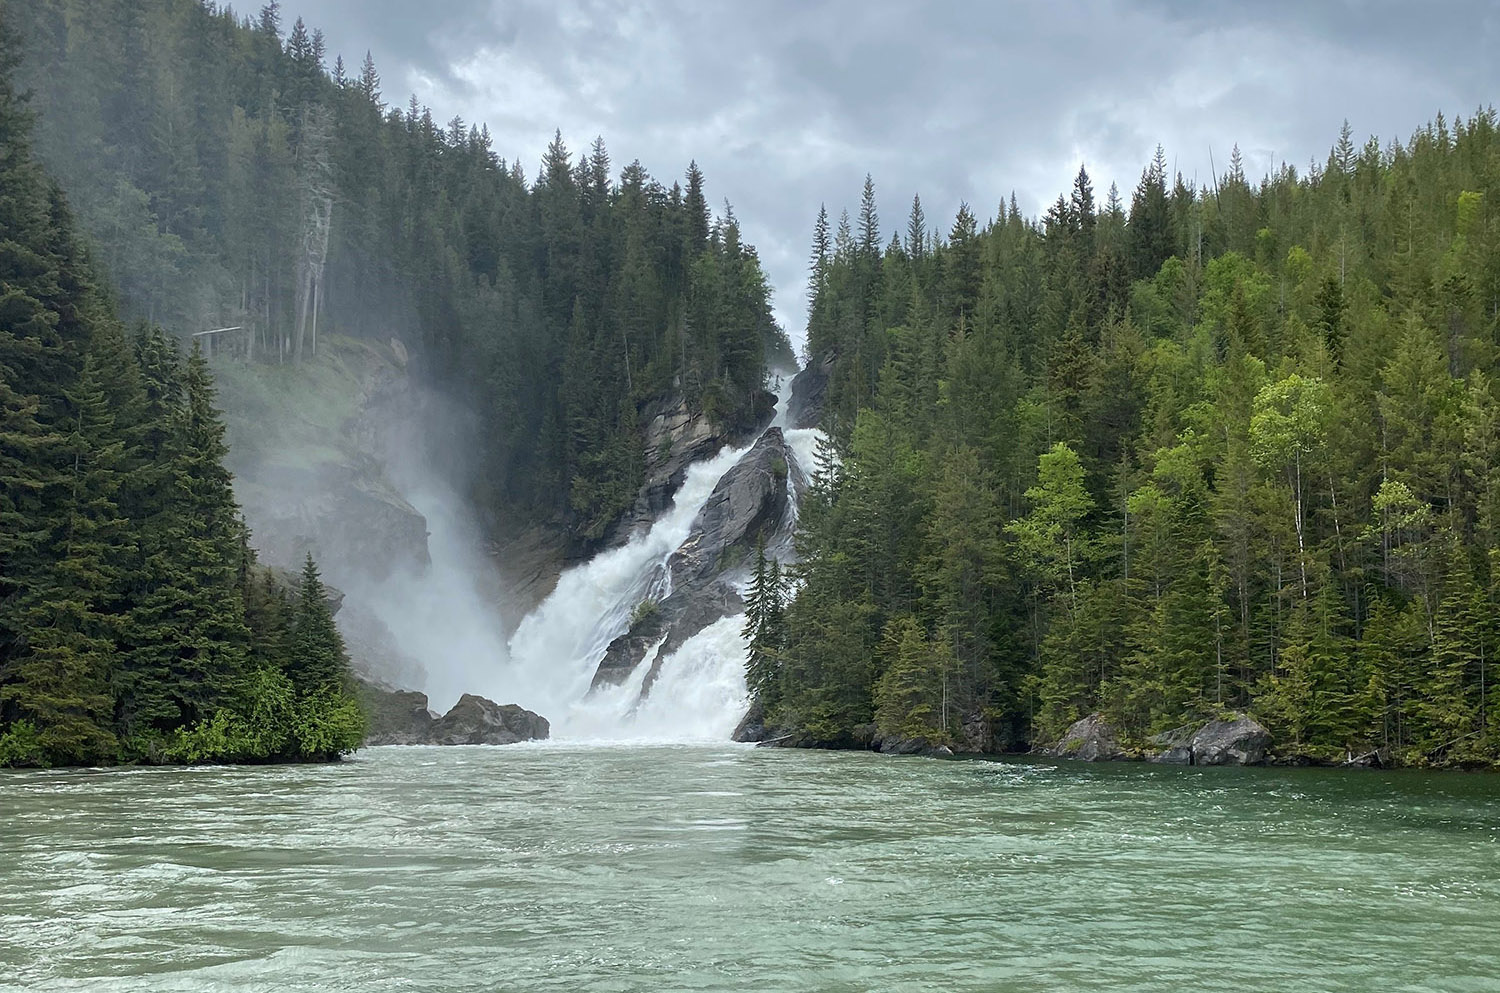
[598,388,778,549]
[215,335,431,585]
[592,427,807,692]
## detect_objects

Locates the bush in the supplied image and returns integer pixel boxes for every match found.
[162,668,365,764]
[630,597,660,627]
[0,721,45,768]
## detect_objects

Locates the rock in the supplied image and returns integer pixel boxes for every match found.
[1151,744,1195,765]
[355,680,437,746]
[1145,716,1271,766]
[222,336,432,585]
[876,735,953,757]
[592,427,806,690]
[429,694,550,746]
[489,522,568,634]
[1343,748,1388,769]
[1050,713,1125,761]
[958,710,993,754]
[1188,716,1271,766]
[356,682,549,746]
[731,700,769,743]
[1146,724,1196,764]
[602,389,777,547]
[786,351,834,430]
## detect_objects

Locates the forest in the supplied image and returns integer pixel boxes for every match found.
[0,15,363,766]
[8,0,790,543]
[748,117,1500,765]
[0,0,790,767]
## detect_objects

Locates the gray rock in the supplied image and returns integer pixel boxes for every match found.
[602,389,777,547]
[1342,748,1388,769]
[357,682,549,746]
[1150,744,1195,765]
[731,700,769,743]
[787,351,834,430]
[877,735,953,757]
[1189,716,1270,766]
[430,694,550,746]
[593,427,806,690]
[1145,716,1270,765]
[356,680,437,746]
[1050,713,1125,761]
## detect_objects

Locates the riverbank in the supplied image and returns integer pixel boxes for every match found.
[739,707,1500,771]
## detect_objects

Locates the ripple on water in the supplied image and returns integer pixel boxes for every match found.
[3,748,1500,992]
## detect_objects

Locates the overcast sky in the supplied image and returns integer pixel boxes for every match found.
[282,0,1499,351]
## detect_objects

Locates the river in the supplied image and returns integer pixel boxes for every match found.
[3,745,1498,992]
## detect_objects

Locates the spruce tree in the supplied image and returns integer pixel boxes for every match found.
[288,553,347,693]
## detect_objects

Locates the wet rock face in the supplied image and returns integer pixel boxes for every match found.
[592,427,806,690]
[786,351,834,430]
[357,680,438,745]
[1187,717,1271,766]
[1050,713,1125,761]
[602,389,777,548]
[357,682,549,746]
[1149,715,1270,766]
[430,694,551,746]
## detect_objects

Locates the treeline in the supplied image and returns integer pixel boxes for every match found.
[10,0,790,539]
[762,116,1500,764]
[0,26,361,768]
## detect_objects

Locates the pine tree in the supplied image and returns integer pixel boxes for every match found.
[287,553,347,693]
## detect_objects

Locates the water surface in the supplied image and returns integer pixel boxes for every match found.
[3,745,1498,991]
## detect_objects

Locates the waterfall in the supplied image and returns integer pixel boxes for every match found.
[502,374,811,741]
[346,478,513,714]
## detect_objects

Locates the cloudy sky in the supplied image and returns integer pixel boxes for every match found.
[284,0,1499,350]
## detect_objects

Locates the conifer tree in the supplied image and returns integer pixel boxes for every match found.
[287,553,347,693]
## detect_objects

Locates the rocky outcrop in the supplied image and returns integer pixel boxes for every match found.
[430,694,551,746]
[786,351,834,430]
[357,680,438,745]
[357,682,549,746]
[1147,725,1195,765]
[602,389,777,547]
[875,734,954,757]
[731,700,770,743]
[1050,713,1126,761]
[1187,717,1271,766]
[593,427,806,690]
[1148,715,1269,765]
[221,336,431,584]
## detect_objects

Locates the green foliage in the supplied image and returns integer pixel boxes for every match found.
[10,3,789,543]
[777,110,1500,761]
[0,27,361,768]
[630,597,660,628]
[0,720,44,768]
[873,615,954,744]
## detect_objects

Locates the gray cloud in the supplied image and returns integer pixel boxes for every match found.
[284,0,1500,350]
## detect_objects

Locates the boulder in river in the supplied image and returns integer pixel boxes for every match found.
[876,734,954,758]
[357,681,549,746]
[430,694,551,746]
[1188,716,1270,766]
[1147,715,1270,766]
[1049,713,1125,761]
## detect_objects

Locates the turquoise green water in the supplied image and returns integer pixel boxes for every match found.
[3,744,1498,992]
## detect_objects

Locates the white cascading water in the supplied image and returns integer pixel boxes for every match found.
[349,478,514,714]
[502,374,816,741]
